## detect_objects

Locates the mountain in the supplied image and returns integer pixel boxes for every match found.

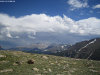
[57,38,100,60]
[0,46,3,50]
[8,43,71,55]
[2,38,100,60]
[44,44,71,53]
[0,50,100,75]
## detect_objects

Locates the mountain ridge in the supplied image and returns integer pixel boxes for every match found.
[57,38,100,60]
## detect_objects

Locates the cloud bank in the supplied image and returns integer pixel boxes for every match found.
[0,13,100,39]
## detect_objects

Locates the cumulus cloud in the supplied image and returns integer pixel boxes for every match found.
[93,4,100,9]
[0,13,100,40]
[67,0,88,10]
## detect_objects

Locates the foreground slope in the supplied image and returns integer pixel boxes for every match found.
[0,50,100,75]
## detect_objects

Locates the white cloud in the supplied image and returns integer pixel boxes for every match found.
[93,4,100,9]
[76,17,100,35]
[67,0,88,10]
[0,13,100,40]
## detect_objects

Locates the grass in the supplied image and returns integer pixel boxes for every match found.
[0,50,100,75]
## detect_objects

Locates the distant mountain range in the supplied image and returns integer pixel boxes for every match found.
[1,38,100,60]
[57,38,100,60]
[8,43,71,55]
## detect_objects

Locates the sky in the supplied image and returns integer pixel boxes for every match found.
[0,0,100,48]
[0,0,100,20]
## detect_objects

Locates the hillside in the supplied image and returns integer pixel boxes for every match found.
[0,50,100,75]
[57,38,100,60]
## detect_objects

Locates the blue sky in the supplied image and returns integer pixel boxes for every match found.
[0,0,100,20]
[0,0,100,48]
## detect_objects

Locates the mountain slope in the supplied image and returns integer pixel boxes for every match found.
[58,38,100,60]
[0,50,100,75]
[0,46,3,50]
[75,38,100,60]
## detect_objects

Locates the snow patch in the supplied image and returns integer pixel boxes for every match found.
[78,39,96,52]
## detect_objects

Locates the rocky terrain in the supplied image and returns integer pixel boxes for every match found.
[0,50,100,75]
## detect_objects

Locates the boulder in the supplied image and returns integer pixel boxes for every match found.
[27,59,34,64]
[0,55,6,58]
[0,69,13,73]
[15,61,22,65]
[42,56,48,59]
[32,68,39,72]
